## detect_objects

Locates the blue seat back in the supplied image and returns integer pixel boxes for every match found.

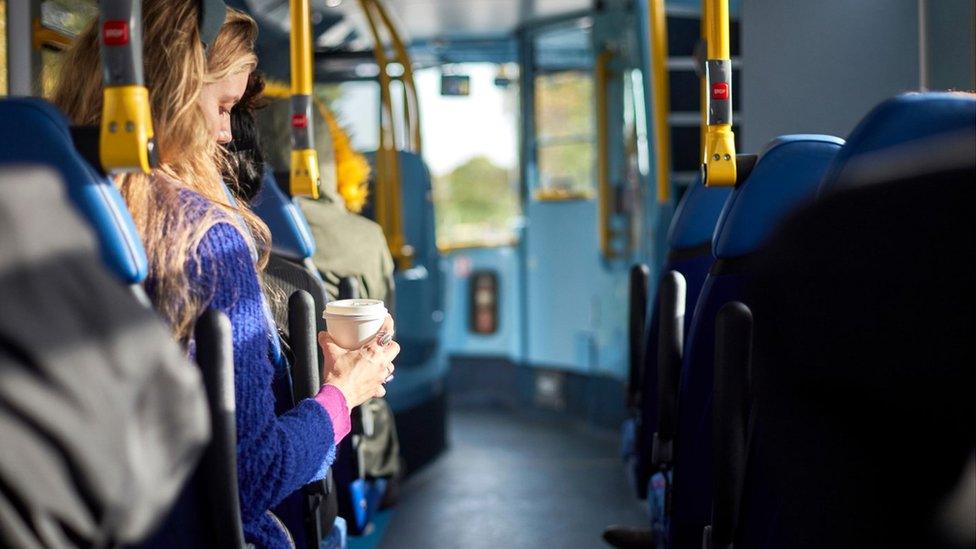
[392,151,443,367]
[250,168,316,261]
[633,176,731,498]
[362,151,443,375]
[715,135,846,258]
[0,98,148,284]
[739,93,976,548]
[669,135,843,547]
[667,178,734,250]
[818,93,976,196]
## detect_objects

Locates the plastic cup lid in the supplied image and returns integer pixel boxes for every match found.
[324,299,387,317]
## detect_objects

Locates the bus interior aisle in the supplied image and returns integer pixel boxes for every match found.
[354,404,647,549]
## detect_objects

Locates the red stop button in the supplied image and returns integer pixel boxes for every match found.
[291,114,308,129]
[102,21,129,46]
[711,82,730,101]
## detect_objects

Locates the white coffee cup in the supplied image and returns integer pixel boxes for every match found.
[323,299,388,350]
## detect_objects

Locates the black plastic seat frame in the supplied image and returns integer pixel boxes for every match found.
[194,309,248,549]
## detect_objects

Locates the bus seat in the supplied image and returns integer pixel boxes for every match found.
[735,99,975,549]
[251,167,317,264]
[0,165,209,547]
[632,176,732,499]
[396,152,437,265]
[395,151,442,366]
[818,92,976,196]
[191,309,248,548]
[251,168,330,334]
[737,142,974,548]
[364,151,443,367]
[669,135,844,549]
[0,98,148,285]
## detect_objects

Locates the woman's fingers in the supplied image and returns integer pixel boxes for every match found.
[381,340,400,362]
[380,314,394,334]
[318,331,345,362]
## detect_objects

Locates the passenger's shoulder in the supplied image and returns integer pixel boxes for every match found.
[346,211,385,237]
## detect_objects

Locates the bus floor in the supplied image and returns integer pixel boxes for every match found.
[349,404,646,549]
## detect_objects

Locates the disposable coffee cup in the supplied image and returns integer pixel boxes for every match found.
[323,299,388,350]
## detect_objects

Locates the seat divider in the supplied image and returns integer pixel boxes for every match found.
[706,301,753,549]
[652,270,687,468]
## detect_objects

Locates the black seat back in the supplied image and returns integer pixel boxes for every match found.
[194,310,247,549]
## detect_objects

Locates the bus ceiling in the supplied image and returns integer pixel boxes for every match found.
[232,0,744,82]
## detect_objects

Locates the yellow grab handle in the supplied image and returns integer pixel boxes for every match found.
[291,148,320,199]
[702,0,736,186]
[99,85,156,173]
[703,124,736,186]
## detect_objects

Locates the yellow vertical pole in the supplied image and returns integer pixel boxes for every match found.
[360,0,411,268]
[702,0,736,186]
[370,0,423,154]
[289,0,320,197]
[648,0,672,203]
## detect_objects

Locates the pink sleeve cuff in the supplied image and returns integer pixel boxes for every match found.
[313,384,351,443]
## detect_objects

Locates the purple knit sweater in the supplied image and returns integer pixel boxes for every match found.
[156,190,348,548]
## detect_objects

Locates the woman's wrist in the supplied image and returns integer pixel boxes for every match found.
[313,384,351,442]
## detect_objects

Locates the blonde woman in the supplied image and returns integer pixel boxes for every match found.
[51,2,397,546]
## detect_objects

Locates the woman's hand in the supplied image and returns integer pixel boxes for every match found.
[318,315,399,408]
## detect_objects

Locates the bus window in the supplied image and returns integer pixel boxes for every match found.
[415,62,521,250]
[317,81,380,152]
[42,0,96,35]
[39,0,97,95]
[1,0,7,96]
[534,69,595,199]
[532,22,595,200]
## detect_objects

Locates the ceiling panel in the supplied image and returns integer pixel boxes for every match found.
[383,0,593,41]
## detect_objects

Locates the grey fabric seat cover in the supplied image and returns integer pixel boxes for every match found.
[0,166,210,547]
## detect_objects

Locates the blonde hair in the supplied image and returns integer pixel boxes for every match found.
[52,0,270,341]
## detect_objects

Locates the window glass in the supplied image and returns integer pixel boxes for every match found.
[416,63,522,250]
[317,81,380,152]
[534,70,595,198]
[39,0,97,96]
[42,0,97,35]
[532,21,595,199]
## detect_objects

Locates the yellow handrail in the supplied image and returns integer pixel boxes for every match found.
[648,0,672,203]
[596,48,616,259]
[360,0,412,269]
[289,0,321,198]
[368,0,422,154]
[702,0,736,186]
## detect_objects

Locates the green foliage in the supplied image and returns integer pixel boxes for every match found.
[534,71,596,194]
[535,71,594,139]
[434,156,520,247]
